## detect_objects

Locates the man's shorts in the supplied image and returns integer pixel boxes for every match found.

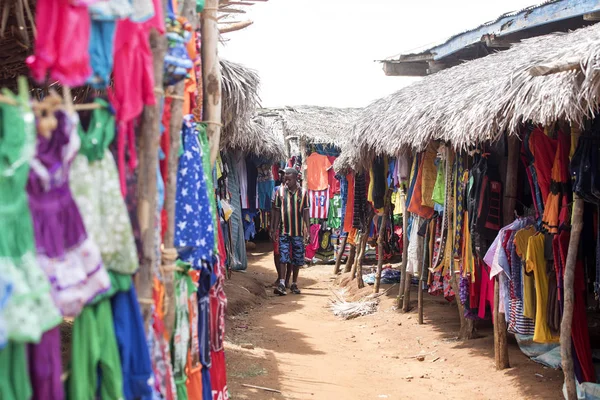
[279,235,305,266]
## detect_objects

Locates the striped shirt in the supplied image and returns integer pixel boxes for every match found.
[274,185,309,237]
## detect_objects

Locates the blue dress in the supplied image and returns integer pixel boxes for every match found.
[174,115,215,269]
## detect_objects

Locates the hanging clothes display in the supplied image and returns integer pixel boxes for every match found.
[306,153,332,191]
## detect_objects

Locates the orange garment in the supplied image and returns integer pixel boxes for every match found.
[183,33,199,116]
[542,130,570,234]
[347,228,358,246]
[420,145,437,209]
[186,269,203,397]
[343,173,355,233]
[407,151,435,219]
[306,153,332,191]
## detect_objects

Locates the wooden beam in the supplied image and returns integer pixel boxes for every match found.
[382,61,428,77]
[561,195,584,400]
[529,58,581,77]
[202,0,223,167]
[218,7,246,13]
[482,34,513,49]
[584,11,600,20]
[219,20,253,34]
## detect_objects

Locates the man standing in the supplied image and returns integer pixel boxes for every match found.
[270,169,285,287]
[271,168,310,296]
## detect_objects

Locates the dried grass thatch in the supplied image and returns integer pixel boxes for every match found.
[220,114,286,161]
[348,23,600,169]
[274,105,360,149]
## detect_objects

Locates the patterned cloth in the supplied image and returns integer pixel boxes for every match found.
[273,185,309,237]
[279,235,306,266]
[174,115,215,268]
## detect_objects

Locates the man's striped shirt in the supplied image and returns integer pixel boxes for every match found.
[274,185,309,237]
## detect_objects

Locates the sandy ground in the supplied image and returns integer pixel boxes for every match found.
[224,243,563,400]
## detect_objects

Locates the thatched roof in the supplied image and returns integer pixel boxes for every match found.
[264,106,360,150]
[346,22,600,169]
[220,114,286,161]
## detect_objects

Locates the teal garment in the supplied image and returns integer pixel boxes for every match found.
[198,123,219,254]
[78,98,115,162]
[196,0,205,11]
[0,342,32,400]
[68,299,124,400]
[224,153,248,271]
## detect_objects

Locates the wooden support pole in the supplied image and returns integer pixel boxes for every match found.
[202,0,223,167]
[561,195,584,400]
[333,235,348,275]
[344,244,356,274]
[374,192,391,293]
[350,233,362,280]
[162,0,196,338]
[137,21,168,325]
[397,190,408,309]
[417,222,428,325]
[494,134,519,370]
[356,231,368,289]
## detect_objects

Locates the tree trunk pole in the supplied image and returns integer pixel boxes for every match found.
[344,244,356,273]
[333,235,348,275]
[398,190,409,309]
[201,0,222,167]
[162,0,196,339]
[562,195,584,400]
[136,15,168,324]
[418,222,428,325]
[350,232,362,280]
[493,134,519,370]
[356,231,368,289]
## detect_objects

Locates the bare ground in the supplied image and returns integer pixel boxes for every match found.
[224,243,563,400]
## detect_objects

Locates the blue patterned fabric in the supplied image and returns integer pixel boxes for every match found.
[279,235,305,266]
[174,116,215,268]
[0,278,13,349]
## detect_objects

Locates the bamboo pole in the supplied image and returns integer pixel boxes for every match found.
[493,135,519,370]
[202,0,222,167]
[137,16,168,325]
[162,0,196,338]
[333,235,347,275]
[561,195,584,400]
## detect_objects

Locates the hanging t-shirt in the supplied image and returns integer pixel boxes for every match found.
[514,226,536,320]
[327,156,340,198]
[306,153,332,191]
[308,189,329,219]
[525,233,559,344]
[327,195,342,229]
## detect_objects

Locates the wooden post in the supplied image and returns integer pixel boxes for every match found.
[356,231,368,289]
[417,222,428,325]
[350,232,361,279]
[374,190,391,293]
[561,195,584,400]
[450,274,475,339]
[137,21,168,324]
[493,135,519,370]
[333,235,348,275]
[344,244,356,273]
[397,190,409,309]
[162,0,196,338]
[201,0,222,167]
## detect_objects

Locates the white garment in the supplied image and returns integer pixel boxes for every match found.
[406,217,423,277]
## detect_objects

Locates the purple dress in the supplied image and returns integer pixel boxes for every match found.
[27,111,110,317]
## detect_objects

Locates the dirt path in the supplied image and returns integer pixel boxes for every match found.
[224,244,563,400]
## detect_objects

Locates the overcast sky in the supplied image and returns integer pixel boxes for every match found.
[220,0,537,109]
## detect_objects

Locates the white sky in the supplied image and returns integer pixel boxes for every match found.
[220,0,537,108]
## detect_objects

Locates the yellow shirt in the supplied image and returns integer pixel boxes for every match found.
[525,234,559,344]
[514,227,536,319]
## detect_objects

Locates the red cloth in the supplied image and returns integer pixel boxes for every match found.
[478,260,495,320]
[327,156,340,198]
[160,98,172,238]
[407,155,435,219]
[530,127,558,207]
[305,224,321,259]
[209,351,227,400]
[343,173,355,234]
[27,0,92,86]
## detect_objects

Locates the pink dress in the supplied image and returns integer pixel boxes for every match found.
[27,0,92,86]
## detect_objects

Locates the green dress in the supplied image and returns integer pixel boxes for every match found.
[69,98,139,275]
[0,83,61,344]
